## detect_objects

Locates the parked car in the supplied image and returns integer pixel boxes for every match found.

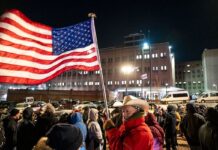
[196,91,218,103]
[74,103,97,110]
[31,101,46,112]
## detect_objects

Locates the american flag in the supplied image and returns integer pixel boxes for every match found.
[0,9,100,85]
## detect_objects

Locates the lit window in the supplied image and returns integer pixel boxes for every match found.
[187,64,190,67]
[153,67,155,70]
[161,66,163,70]
[95,82,100,85]
[84,82,88,85]
[160,53,163,57]
[89,82,93,85]
[147,54,150,59]
[122,81,126,85]
[164,66,167,70]
[156,66,158,70]
[152,54,155,58]
[155,53,158,58]
[95,71,100,74]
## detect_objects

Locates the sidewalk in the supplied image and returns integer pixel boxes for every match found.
[164,136,190,150]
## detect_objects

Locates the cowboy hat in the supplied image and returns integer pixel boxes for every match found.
[123,95,148,110]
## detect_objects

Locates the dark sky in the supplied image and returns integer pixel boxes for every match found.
[1,0,218,62]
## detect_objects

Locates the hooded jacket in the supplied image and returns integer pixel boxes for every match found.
[69,112,87,147]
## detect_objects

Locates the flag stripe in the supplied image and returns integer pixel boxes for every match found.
[0,65,99,85]
[0,26,52,47]
[0,43,96,61]
[0,42,52,55]
[1,9,51,34]
[0,50,98,69]
[0,20,52,43]
[0,32,52,52]
[0,61,99,79]
[0,56,98,73]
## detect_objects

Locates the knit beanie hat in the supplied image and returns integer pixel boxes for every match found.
[46,123,83,150]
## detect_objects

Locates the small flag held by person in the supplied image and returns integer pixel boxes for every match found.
[0,9,100,85]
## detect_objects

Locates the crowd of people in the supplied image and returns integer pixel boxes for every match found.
[0,96,218,150]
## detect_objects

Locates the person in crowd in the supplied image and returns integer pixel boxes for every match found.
[180,103,205,150]
[97,105,107,150]
[164,105,177,150]
[34,103,58,143]
[83,107,90,124]
[58,112,70,123]
[69,112,87,150]
[87,108,104,150]
[197,104,207,117]
[145,108,164,150]
[111,101,123,117]
[2,108,21,150]
[199,107,218,150]
[17,107,36,150]
[104,95,153,150]
[33,123,83,150]
[174,105,181,145]
[155,108,166,128]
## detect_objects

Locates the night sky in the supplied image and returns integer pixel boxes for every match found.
[1,0,218,62]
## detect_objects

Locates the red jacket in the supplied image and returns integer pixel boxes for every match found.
[106,117,154,150]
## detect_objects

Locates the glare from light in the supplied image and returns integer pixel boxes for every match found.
[143,42,149,50]
[121,65,134,74]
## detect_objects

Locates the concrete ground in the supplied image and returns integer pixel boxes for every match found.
[164,136,190,150]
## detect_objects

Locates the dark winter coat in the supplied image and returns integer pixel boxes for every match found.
[164,111,176,138]
[180,112,205,146]
[2,116,17,150]
[17,120,36,150]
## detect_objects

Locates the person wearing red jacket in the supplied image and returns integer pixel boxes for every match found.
[104,95,154,150]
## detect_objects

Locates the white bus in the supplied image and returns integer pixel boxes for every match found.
[161,91,190,104]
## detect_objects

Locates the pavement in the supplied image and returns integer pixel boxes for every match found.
[164,136,190,150]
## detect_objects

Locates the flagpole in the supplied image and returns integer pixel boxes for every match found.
[89,13,110,119]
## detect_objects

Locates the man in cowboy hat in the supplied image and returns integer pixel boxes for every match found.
[104,95,154,150]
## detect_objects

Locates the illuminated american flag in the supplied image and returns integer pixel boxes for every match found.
[0,9,100,85]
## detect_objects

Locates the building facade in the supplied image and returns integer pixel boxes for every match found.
[202,48,218,91]
[47,33,175,99]
[175,60,204,95]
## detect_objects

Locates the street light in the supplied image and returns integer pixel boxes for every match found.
[165,83,168,94]
[121,65,134,96]
[213,84,217,91]
[140,42,150,98]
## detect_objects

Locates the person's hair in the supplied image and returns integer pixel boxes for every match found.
[23,107,33,120]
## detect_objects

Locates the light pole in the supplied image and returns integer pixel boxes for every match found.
[213,84,217,91]
[121,65,134,96]
[141,42,149,98]
[165,83,168,95]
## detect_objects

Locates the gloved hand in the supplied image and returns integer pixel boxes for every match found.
[111,113,123,128]
[103,113,123,130]
[103,119,115,130]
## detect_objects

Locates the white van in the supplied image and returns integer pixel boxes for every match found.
[161,91,190,104]
[196,91,218,103]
